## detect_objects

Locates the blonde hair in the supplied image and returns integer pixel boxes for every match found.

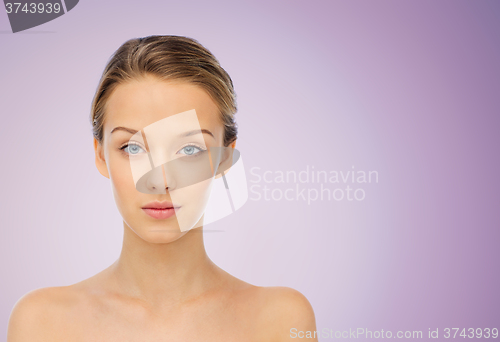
[90,35,238,146]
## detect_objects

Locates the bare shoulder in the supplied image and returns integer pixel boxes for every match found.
[216,270,317,340]
[261,286,316,325]
[7,286,82,341]
[240,285,318,342]
[259,286,315,313]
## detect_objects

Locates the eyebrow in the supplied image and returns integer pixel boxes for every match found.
[110,126,215,138]
[182,129,214,138]
[110,126,138,135]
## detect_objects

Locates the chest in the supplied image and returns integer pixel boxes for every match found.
[56,298,270,342]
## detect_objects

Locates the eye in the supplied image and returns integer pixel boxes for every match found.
[177,145,205,156]
[122,143,146,155]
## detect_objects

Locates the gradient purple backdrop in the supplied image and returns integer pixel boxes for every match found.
[1,0,499,340]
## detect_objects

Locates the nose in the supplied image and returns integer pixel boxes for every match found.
[143,163,177,194]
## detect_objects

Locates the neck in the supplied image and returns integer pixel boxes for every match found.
[109,221,220,307]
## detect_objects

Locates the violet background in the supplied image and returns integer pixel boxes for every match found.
[1,0,499,340]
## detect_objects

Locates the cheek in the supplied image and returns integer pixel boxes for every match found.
[172,179,213,232]
[108,155,137,206]
[173,177,212,203]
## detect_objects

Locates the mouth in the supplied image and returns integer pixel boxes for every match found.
[142,201,180,220]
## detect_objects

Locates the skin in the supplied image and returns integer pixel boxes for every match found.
[7,75,318,342]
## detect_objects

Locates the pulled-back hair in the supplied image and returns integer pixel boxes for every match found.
[91,35,238,146]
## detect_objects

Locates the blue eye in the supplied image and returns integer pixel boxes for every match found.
[123,143,145,155]
[178,145,204,156]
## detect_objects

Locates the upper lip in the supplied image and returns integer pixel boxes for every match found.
[142,201,178,209]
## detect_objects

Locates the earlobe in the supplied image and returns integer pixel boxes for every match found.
[93,138,110,179]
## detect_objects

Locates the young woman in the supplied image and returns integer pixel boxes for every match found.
[8,35,317,341]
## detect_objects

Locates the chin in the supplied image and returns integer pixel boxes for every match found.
[136,218,189,243]
[143,229,189,244]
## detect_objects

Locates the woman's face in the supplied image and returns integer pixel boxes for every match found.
[94,75,229,244]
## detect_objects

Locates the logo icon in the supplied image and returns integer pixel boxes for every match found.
[4,0,79,33]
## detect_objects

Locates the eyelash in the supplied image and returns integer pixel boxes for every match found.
[119,142,146,155]
[177,143,207,156]
[118,143,207,155]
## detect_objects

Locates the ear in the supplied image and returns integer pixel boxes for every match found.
[94,137,110,179]
[214,140,237,179]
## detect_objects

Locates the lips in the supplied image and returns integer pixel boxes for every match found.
[142,201,180,219]
[142,200,176,209]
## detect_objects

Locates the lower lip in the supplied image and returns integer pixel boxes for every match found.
[142,208,177,219]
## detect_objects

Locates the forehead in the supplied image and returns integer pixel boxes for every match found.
[104,76,222,141]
